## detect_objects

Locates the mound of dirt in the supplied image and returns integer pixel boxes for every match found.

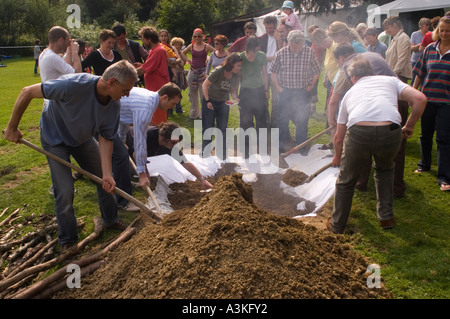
[56,173,391,299]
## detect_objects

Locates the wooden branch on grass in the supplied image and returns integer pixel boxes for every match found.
[11,225,137,299]
[0,208,20,228]
[0,217,102,294]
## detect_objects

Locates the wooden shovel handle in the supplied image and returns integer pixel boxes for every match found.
[282,126,333,157]
[19,138,161,223]
[304,162,333,183]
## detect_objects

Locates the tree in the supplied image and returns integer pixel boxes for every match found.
[157,0,216,41]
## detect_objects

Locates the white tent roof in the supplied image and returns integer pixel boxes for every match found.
[368,0,450,17]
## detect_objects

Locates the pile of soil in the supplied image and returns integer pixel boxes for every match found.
[282,168,308,187]
[56,173,391,299]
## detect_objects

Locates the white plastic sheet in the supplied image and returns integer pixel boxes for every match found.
[145,145,339,217]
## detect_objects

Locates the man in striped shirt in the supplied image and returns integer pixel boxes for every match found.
[270,30,321,153]
[118,83,182,189]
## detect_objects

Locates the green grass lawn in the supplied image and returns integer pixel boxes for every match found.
[0,57,449,299]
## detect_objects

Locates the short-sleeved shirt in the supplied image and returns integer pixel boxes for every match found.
[338,76,408,128]
[81,49,122,76]
[40,73,120,147]
[239,51,267,89]
[270,45,321,89]
[206,66,240,101]
[39,49,75,83]
[334,52,395,95]
[119,87,159,174]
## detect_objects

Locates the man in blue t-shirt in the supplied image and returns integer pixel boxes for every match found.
[4,60,139,252]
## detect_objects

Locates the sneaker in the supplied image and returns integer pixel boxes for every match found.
[106,220,128,231]
[49,184,54,195]
[380,218,395,230]
[120,202,141,212]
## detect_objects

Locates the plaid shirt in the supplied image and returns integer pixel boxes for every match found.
[270,45,321,89]
[413,41,450,104]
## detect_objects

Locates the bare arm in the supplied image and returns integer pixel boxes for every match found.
[271,73,283,94]
[400,87,427,138]
[181,162,213,189]
[4,84,43,143]
[327,93,342,128]
[332,124,347,166]
[98,135,115,194]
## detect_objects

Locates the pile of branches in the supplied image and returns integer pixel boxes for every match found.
[0,206,139,299]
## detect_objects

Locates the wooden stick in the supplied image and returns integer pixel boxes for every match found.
[281,127,333,157]
[0,217,102,293]
[128,156,162,214]
[12,226,137,299]
[0,208,20,228]
[304,162,333,184]
[0,207,9,219]
[19,138,161,224]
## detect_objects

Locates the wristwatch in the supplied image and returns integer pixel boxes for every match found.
[200,176,206,181]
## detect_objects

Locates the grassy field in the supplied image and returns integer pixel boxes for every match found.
[0,57,449,299]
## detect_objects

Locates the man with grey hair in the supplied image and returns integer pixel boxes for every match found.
[270,30,321,153]
[326,57,426,234]
[4,60,138,252]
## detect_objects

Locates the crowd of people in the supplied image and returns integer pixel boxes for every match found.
[4,2,449,249]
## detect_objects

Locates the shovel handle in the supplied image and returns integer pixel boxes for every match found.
[128,156,162,214]
[282,126,333,157]
[19,138,161,223]
[304,162,333,183]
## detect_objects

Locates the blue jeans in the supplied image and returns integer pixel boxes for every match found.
[330,125,402,233]
[41,135,119,246]
[418,102,450,186]
[276,88,311,150]
[34,59,38,74]
[201,98,230,160]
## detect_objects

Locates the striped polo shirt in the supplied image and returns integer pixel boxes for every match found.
[413,41,450,104]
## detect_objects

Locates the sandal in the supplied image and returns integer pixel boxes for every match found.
[440,182,450,192]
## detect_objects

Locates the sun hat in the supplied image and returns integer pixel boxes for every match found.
[281,1,294,11]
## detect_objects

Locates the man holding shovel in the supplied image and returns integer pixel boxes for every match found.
[326,57,426,234]
[4,60,138,252]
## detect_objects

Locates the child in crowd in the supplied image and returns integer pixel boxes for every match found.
[280,1,303,32]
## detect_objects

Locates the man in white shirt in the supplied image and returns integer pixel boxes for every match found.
[326,57,426,234]
[39,26,81,83]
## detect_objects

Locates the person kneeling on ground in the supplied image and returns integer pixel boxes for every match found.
[126,122,213,190]
[326,57,426,234]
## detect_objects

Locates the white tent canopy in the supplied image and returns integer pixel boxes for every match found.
[367,0,450,18]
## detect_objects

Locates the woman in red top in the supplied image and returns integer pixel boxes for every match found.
[182,28,215,120]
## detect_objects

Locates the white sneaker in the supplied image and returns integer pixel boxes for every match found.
[121,202,140,212]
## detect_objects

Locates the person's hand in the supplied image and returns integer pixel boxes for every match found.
[306,85,314,92]
[331,155,341,167]
[3,127,22,144]
[265,90,270,100]
[201,179,213,190]
[207,101,214,110]
[70,40,79,54]
[139,173,151,188]
[102,175,116,194]
[133,62,142,69]
[402,126,414,139]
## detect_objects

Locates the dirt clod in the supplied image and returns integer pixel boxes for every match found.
[56,173,391,299]
[282,168,308,187]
